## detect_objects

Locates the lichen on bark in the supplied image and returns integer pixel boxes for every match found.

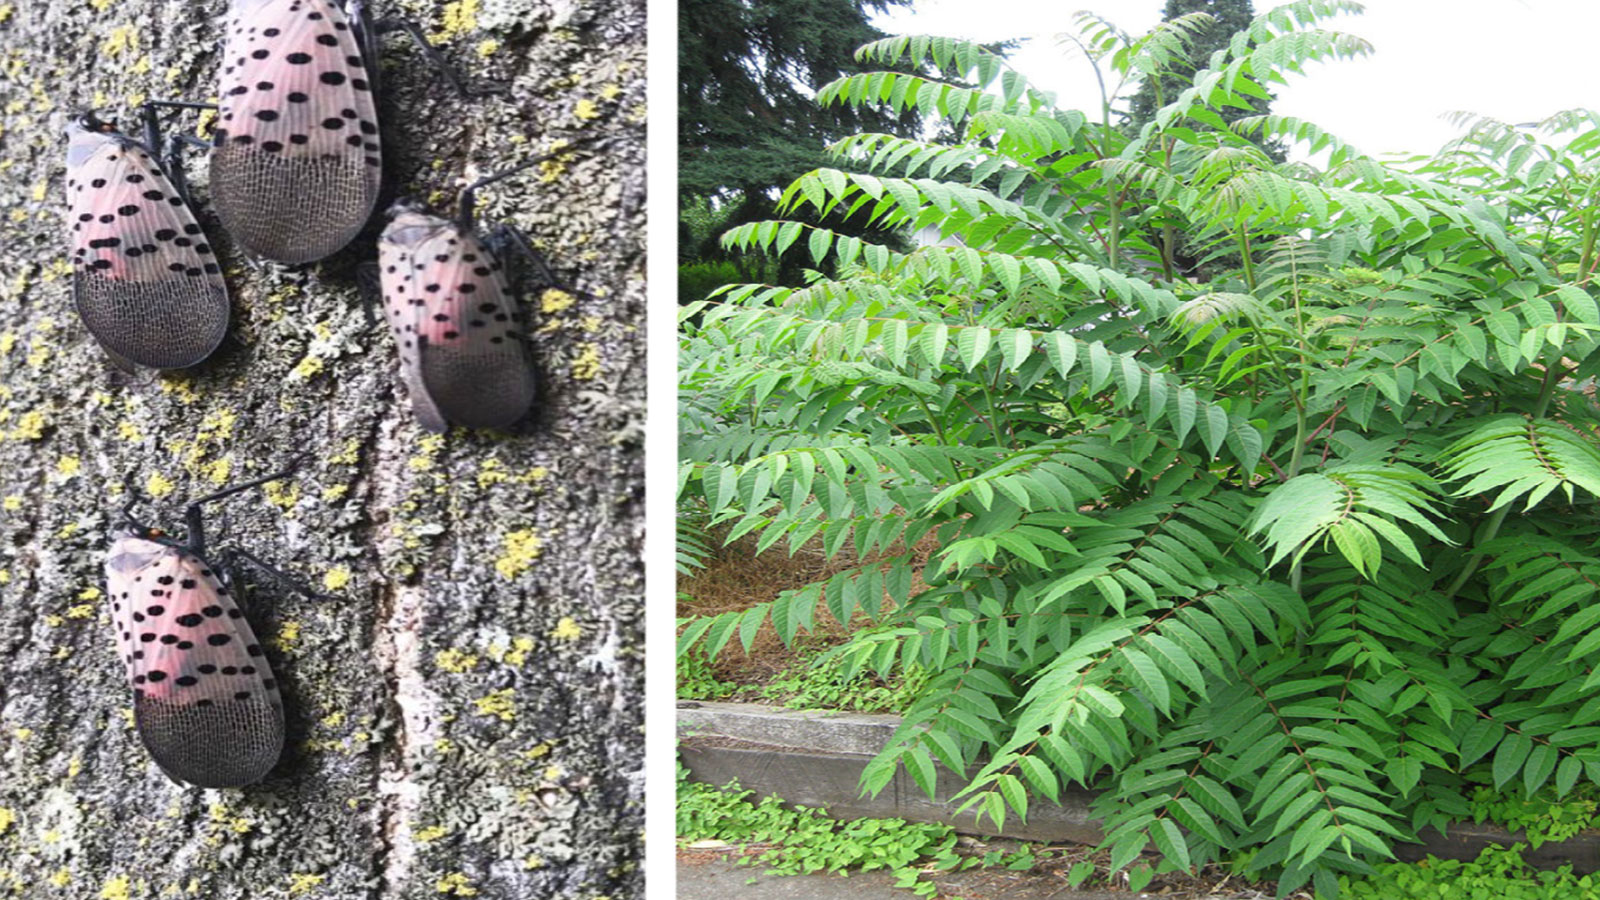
[0,0,645,897]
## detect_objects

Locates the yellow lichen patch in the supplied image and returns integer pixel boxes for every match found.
[523,855,545,870]
[65,604,94,619]
[435,0,480,39]
[158,378,201,403]
[130,55,152,76]
[44,614,65,627]
[542,764,562,781]
[0,5,12,24]
[571,343,602,380]
[287,873,324,895]
[409,434,447,472]
[322,566,351,592]
[434,648,478,673]
[100,25,138,58]
[476,458,507,488]
[549,617,581,641]
[203,457,232,486]
[145,472,176,499]
[66,755,82,777]
[12,728,31,741]
[292,356,325,380]
[264,480,300,511]
[56,455,80,477]
[0,808,12,834]
[601,83,622,101]
[273,621,302,651]
[330,440,361,466]
[10,410,46,440]
[494,529,543,579]
[413,824,448,842]
[472,688,516,722]
[1,496,20,511]
[79,586,101,601]
[504,636,534,667]
[475,38,499,57]
[0,333,14,355]
[575,99,600,121]
[321,711,345,729]
[48,868,69,888]
[541,288,576,314]
[321,484,349,503]
[117,421,142,441]
[521,740,554,761]
[198,408,238,440]
[435,872,479,896]
[99,876,130,900]
[433,738,455,754]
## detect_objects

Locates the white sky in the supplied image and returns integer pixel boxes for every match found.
[872,0,1600,159]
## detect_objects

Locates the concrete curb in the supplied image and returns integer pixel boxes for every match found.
[677,700,1600,871]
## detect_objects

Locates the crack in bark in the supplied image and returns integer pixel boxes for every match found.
[366,416,433,899]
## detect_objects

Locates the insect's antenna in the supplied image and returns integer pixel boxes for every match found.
[182,454,309,556]
[186,454,310,511]
[456,137,608,227]
[120,487,152,533]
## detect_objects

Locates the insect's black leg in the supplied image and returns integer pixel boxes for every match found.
[142,101,219,114]
[347,0,383,99]
[215,548,273,620]
[140,102,218,206]
[456,138,607,226]
[163,135,214,206]
[163,141,197,208]
[354,261,383,327]
[225,547,332,602]
[138,100,218,152]
[371,18,487,97]
[485,222,595,305]
[182,455,309,557]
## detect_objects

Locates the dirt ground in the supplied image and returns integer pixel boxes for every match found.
[677,525,941,690]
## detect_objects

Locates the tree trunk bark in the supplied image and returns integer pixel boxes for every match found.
[0,0,645,897]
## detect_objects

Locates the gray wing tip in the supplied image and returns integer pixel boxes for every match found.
[135,695,285,788]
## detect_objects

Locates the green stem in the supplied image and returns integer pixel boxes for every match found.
[1237,223,1257,290]
[1442,363,1565,600]
[914,394,951,446]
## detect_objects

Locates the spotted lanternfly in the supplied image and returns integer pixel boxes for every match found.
[65,111,229,370]
[106,464,305,787]
[211,0,470,264]
[210,0,382,263]
[374,146,599,431]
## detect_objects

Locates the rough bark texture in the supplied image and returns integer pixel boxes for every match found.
[0,0,646,897]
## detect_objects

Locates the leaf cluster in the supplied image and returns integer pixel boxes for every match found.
[678,2,1600,896]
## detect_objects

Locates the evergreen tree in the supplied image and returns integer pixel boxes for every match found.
[1126,0,1277,158]
[678,0,917,268]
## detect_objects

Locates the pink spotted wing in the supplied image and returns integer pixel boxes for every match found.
[65,122,228,370]
[106,533,283,787]
[377,208,537,431]
[211,0,381,263]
